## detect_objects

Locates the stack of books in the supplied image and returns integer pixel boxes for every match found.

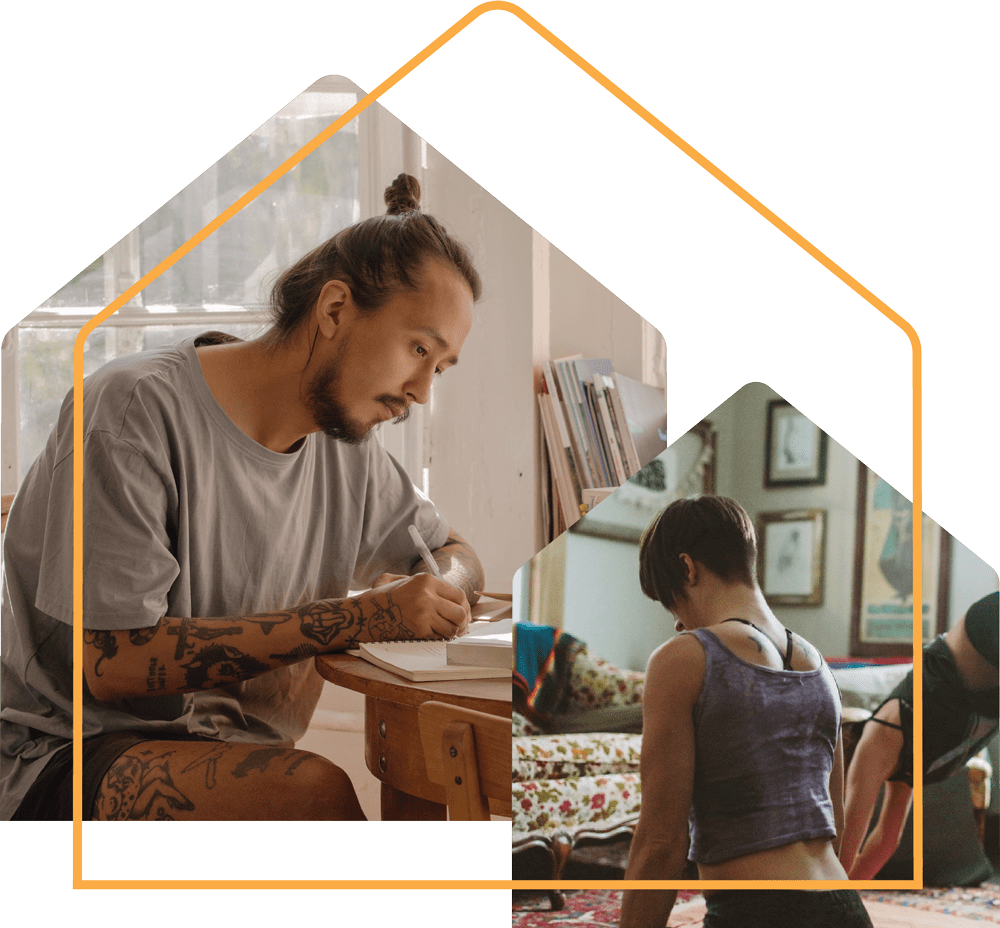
[538,356,668,540]
[356,619,513,682]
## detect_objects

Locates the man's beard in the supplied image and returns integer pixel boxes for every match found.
[306,355,410,445]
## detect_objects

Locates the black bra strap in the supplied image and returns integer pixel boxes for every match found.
[866,715,904,733]
[721,618,794,670]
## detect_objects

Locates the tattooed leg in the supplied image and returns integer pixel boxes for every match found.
[93,741,366,821]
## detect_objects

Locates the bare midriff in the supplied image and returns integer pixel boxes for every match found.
[699,837,847,886]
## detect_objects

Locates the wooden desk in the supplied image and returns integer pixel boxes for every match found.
[315,653,512,821]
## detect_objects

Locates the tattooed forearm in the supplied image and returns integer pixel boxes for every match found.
[83,629,118,676]
[130,626,159,646]
[365,592,415,642]
[270,643,320,665]
[169,617,243,659]
[145,657,168,692]
[297,600,363,646]
[180,643,271,690]
[85,583,435,701]
[425,529,484,603]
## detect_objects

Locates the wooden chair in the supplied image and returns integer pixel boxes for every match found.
[418,700,512,820]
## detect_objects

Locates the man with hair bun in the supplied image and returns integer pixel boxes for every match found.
[1,174,485,821]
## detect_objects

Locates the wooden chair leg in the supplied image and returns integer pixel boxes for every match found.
[548,833,573,910]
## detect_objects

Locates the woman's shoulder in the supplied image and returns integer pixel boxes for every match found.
[646,633,707,696]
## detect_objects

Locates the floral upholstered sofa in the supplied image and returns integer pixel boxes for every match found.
[512,640,645,907]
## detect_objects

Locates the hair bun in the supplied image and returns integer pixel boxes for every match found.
[384,173,421,215]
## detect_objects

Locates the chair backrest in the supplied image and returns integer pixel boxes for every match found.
[418,700,512,820]
[1,494,13,536]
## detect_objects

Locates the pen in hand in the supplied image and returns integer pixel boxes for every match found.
[408,525,443,580]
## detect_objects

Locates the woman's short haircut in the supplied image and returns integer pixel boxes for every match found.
[265,173,481,343]
[638,496,758,610]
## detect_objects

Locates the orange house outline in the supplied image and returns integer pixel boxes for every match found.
[69,2,924,891]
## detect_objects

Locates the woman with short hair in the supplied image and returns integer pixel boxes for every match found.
[621,496,872,928]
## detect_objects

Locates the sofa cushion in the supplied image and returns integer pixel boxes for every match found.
[513,772,642,841]
[513,732,642,783]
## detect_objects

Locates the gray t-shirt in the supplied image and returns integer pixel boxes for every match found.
[0,334,449,818]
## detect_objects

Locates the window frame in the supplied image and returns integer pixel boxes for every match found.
[2,78,428,494]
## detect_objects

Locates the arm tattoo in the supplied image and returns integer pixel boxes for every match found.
[427,530,484,602]
[84,629,118,676]
[145,657,168,692]
[243,613,292,635]
[129,626,159,646]
[269,643,320,664]
[365,591,416,642]
[169,617,243,659]
[297,599,362,646]
[180,643,271,690]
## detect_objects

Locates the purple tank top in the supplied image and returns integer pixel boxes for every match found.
[686,627,840,865]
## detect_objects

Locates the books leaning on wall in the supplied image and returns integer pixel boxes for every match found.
[537,356,668,542]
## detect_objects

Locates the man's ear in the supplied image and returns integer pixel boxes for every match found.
[314,279,352,339]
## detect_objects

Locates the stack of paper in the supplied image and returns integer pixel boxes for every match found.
[446,618,513,669]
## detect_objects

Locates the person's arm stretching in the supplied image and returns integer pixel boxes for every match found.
[83,574,465,702]
[839,701,907,876]
[620,635,702,928]
[848,780,912,880]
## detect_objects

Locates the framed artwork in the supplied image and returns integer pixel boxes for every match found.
[764,399,828,488]
[571,421,715,542]
[850,462,950,657]
[758,509,826,606]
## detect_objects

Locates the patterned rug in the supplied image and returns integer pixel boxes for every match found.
[511,886,1000,927]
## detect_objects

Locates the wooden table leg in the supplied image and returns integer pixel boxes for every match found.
[381,782,447,821]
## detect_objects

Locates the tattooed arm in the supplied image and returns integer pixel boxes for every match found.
[83,573,467,702]
[426,529,483,605]
[372,529,484,605]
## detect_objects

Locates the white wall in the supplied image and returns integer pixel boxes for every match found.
[561,531,670,671]
[417,144,668,591]
[420,149,538,592]
[548,245,650,383]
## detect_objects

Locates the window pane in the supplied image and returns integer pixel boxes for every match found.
[38,86,360,313]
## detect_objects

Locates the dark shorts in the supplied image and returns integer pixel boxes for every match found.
[704,890,873,928]
[10,731,214,821]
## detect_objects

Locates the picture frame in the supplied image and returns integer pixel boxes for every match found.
[764,399,828,488]
[850,462,950,657]
[757,508,826,606]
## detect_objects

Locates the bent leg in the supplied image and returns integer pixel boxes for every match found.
[93,740,366,821]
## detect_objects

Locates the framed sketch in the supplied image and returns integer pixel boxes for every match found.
[850,462,950,657]
[758,509,825,606]
[571,420,716,542]
[764,399,828,488]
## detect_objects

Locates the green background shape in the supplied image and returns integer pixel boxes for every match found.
[0,0,1000,912]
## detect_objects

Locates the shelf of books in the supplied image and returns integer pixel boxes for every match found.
[537,356,669,543]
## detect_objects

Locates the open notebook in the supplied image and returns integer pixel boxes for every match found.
[356,619,513,682]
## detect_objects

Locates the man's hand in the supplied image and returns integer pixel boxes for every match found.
[370,574,471,640]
